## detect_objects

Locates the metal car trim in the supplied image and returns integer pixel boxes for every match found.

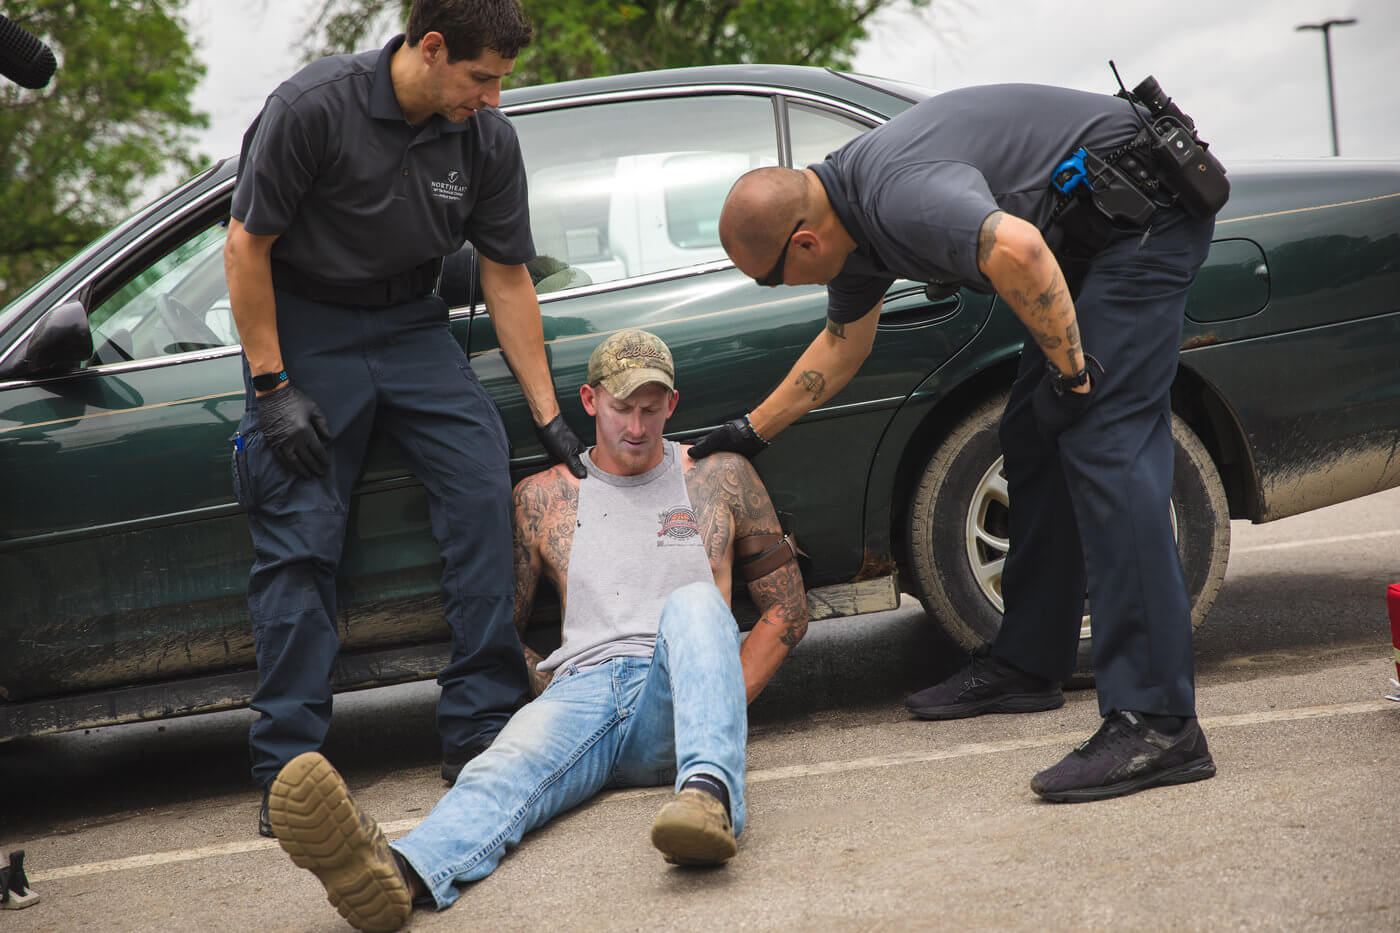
[503,82,888,125]
[1216,190,1400,225]
[790,395,908,422]
[773,93,794,168]
[0,389,239,438]
[470,289,820,353]
[450,258,741,319]
[0,343,243,390]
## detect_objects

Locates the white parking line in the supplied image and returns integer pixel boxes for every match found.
[27,698,1393,883]
[1233,528,1400,554]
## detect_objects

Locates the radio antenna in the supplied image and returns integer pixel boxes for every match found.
[1109,59,1154,133]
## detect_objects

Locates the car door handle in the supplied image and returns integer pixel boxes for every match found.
[879,284,962,328]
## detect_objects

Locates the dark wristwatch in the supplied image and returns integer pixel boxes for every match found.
[1045,354,1102,396]
[251,369,288,392]
[1046,363,1090,396]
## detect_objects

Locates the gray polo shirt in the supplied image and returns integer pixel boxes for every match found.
[814,83,1144,323]
[231,35,534,285]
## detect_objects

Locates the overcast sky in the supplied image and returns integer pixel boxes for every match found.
[188,0,1397,166]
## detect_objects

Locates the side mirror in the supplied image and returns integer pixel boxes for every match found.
[0,301,94,381]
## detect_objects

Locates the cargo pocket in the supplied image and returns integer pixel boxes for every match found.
[230,433,252,509]
[230,429,280,512]
[455,359,510,454]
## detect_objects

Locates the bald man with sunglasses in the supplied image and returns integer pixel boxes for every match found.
[693,83,1222,805]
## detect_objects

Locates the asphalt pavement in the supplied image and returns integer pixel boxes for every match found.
[2,488,1398,932]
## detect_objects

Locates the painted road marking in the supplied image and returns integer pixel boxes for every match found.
[27,698,1393,883]
[1233,528,1400,554]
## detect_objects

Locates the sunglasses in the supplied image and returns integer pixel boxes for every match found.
[755,219,805,287]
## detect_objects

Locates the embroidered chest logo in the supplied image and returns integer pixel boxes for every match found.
[430,169,468,202]
[656,507,700,545]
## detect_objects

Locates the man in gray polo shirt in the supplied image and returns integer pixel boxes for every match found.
[224,0,587,837]
[697,83,1222,803]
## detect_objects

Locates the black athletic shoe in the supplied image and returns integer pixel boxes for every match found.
[905,652,1064,720]
[1031,710,1217,803]
[258,786,274,838]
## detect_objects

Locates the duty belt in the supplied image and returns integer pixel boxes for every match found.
[271,257,443,307]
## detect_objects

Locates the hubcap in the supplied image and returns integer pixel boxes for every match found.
[964,455,1178,642]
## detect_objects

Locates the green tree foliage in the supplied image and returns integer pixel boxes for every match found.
[305,0,931,86]
[0,0,208,304]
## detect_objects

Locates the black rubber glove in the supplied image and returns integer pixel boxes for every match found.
[536,413,587,478]
[688,415,769,459]
[256,383,332,478]
[1032,355,1104,439]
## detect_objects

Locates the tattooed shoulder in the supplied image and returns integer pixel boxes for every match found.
[684,450,778,538]
[515,466,578,562]
[976,210,1004,266]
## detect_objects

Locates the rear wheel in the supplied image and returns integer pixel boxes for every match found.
[905,391,1229,680]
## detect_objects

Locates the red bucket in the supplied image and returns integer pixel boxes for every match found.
[1390,584,1400,682]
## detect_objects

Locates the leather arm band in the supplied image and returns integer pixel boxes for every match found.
[735,532,806,582]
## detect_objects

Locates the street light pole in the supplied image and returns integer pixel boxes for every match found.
[1296,17,1357,157]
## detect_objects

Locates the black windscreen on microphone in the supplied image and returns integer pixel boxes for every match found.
[0,13,57,89]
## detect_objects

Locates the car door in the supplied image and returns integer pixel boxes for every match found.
[463,87,993,586]
[0,187,254,704]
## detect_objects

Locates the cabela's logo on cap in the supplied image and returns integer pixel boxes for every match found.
[431,169,468,201]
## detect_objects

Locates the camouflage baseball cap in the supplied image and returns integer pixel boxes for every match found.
[588,329,675,399]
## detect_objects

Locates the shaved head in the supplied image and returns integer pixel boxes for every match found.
[719,167,810,267]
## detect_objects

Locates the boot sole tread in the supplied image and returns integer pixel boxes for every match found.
[268,753,411,933]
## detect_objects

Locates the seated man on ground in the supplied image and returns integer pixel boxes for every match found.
[265,329,810,932]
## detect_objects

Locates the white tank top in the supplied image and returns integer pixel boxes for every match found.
[538,441,714,673]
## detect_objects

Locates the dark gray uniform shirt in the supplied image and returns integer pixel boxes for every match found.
[231,35,534,285]
[813,84,1144,323]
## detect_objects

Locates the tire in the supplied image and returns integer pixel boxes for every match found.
[905,390,1229,681]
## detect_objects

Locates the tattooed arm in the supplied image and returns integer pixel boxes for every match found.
[691,452,810,702]
[512,469,570,697]
[976,210,1087,388]
[745,305,880,443]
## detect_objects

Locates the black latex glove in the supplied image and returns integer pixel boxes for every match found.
[1032,355,1104,439]
[256,383,332,478]
[688,416,769,459]
[536,413,587,478]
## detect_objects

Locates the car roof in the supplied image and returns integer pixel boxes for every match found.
[500,63,919,112]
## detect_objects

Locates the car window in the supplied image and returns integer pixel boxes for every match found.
[87,221,236,365]
[787,101,872,170]
[511,95,780,288]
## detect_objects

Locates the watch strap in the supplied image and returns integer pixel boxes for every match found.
[251,370,288,392]
[1045,354,1104,395]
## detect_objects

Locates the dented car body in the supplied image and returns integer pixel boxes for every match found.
[1,65,1398,740]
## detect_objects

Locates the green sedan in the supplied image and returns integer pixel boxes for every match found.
[2,65,1398,740]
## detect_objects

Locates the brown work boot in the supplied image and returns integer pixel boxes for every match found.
[268,752,413,933]
[649,788,737,866]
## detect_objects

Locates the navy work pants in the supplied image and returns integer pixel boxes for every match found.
[235,291,529,787]
[992,206,1215,717]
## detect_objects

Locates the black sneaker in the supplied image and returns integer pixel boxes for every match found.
[905,652,1063,720]
[258,786,273,838]
[1031,711,1216,803]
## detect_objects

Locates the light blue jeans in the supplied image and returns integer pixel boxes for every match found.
[392,581,748,909]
